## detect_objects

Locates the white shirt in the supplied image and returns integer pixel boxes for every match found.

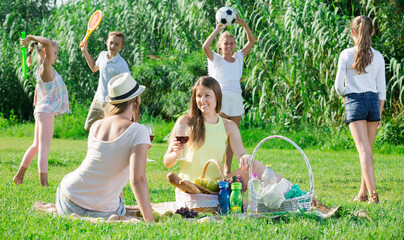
[335,47,386,100]
[60,123,151,212]
[208,51,244,94]
[94,51,130,102]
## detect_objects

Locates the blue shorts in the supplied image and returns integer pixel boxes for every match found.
[55,185,126,218]
[344,92,380,124]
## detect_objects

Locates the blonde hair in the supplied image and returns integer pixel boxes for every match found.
[26,40,57,67]
[217,31,235,55]
[351,16,374,74]
[188,76,222,150]
[108,31,125,44]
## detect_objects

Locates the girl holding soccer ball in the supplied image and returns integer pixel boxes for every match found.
[202,12,256,175]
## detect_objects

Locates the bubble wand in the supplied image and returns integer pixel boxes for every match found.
[21,31,27,78]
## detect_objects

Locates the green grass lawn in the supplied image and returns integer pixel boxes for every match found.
[0,136,403,239]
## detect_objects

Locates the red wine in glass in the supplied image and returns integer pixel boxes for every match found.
[175,124,189,160]
[144,124,155,162]
[176,136,189,144]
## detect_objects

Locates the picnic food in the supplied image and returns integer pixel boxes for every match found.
[207,179,219,192]
[175,207,198,218]
[160,215,170,222]
[179,179,201,194]
[193,177,209,187]
[163,210,174,217]
[153,211,161,222]
[223,175,246,193]
[167,172,201,194]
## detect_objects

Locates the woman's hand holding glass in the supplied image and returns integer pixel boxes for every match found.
[174,124,189,160]
[172,138,185,159]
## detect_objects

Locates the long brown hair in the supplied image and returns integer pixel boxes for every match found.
[351,15,374,74]
[217,31,235,55]
[188,76,222,150]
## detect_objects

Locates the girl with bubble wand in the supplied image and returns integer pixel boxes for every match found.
[335,16,386,203]
[202,14,256,175]
[13,35,70,187]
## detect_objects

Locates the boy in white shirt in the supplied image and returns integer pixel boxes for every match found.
[81,31,130,131]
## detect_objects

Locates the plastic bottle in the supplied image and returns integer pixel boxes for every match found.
[218,181,230,215]
[261,164,277,189]
[247,173,262,213]
[230,182,243,214]
[232,175,238,183]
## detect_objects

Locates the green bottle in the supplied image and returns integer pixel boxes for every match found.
[230,182,243,214]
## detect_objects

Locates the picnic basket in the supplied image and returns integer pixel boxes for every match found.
[249,135,314,213]
[176,159,224,213]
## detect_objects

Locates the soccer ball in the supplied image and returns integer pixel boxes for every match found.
[215,7,237,26]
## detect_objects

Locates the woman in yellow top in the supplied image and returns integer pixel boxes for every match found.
[164,76,269,184]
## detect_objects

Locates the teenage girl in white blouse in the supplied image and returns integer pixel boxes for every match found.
[335,16,386,204]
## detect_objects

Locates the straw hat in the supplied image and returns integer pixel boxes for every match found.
[105,73,145,104]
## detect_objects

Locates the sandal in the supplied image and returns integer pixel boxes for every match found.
[368,193,379,204]
[352,194,368,202]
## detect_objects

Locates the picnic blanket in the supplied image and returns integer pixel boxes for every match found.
[33,199,369,224]
[32,201,218,224]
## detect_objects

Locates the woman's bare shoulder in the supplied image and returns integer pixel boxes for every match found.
[177,114,190,125]
[222,118,238,132]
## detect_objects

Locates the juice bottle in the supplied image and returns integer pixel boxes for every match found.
[230,182,243,214]
[218,181,230,215]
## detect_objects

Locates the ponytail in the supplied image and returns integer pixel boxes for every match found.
[26,41,49,67]
[26,42,38,67]
[351,16,374,74]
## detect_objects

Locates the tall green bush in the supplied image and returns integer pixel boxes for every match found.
[0,0,403,144]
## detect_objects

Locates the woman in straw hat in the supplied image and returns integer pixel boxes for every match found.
[55,73,154,222]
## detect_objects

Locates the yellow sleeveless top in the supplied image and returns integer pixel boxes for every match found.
[179,116,227,182]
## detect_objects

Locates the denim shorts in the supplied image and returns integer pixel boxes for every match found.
[344,92,380,124]
[55,185,126,218]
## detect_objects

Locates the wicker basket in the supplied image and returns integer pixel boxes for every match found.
[249,135,315,213]
[176,159,224,213]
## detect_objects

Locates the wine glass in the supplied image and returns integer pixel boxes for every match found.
[144,124,155,162]
[174,124,189,160]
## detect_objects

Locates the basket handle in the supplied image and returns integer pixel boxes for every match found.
[249,135,314,195]
[201,159,224,181]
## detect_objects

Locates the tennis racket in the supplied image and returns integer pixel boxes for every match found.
[80,10,103,47]
[20,31,27,78]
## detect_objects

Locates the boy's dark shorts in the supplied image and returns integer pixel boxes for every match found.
[344,92,380,124]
